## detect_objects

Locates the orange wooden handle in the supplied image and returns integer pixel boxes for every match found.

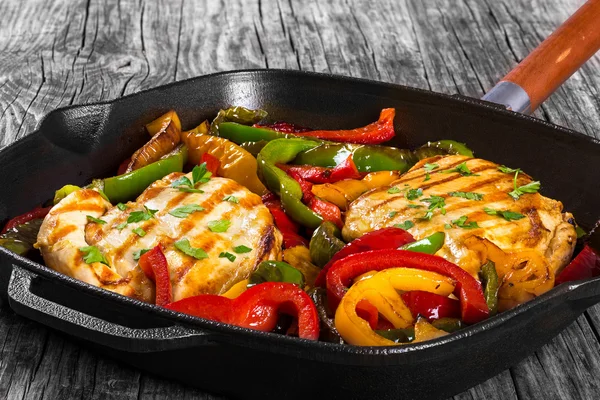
[500,0,600,111]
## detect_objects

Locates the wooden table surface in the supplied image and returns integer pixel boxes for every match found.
[1,0,599,399]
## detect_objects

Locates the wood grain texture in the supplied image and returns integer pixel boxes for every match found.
[0,0,599,399]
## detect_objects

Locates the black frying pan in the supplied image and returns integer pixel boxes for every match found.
[1,2,600,399]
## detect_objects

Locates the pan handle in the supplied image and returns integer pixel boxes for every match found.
[482,0,600,113]
[7,265,215,353]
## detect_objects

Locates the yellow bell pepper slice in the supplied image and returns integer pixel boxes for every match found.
[335,267,455,346]
[222,279,249,299]
[146,110,182,136]
[282,245,321,289]
[412,316,449,343]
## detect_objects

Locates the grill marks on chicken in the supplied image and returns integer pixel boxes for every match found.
[343,155,576,311]
[37,172,282,303]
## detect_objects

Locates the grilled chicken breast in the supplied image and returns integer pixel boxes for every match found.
[343,155,576,311]
[37,172,282,302]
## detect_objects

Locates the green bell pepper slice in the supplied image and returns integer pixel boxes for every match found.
[399,232,445,255]
[248,260,306,288]
[479,260,499,316]
[257,138,323,228]
[414,140,474,159]
[53,184,81,205]
[98,145,188,204]
[309,221,345,268]
[218,122,293,143]
[210,107,268,136]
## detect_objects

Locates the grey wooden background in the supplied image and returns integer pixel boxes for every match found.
[1,0,599,399]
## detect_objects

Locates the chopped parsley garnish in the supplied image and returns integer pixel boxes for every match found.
[424,173,431,182]
[133,248,150,261]
[208,220,231,233]
[387,187,401,194]
[174,239,208,260]
[442,162,479,177]
[171,176,193,189]
[116,203,128,211]
[420,196,446,220]
[389,211,398,218]
[171,163,212,192]
[444,223,453,229]
[483,207,525,221]
[223,195,239,203]
[448,191,484,201]
[193,163,212,184]
[169,204,205,218]
[394,221,414,230]
[451,215,480,229]
[116,222,128,230]
[508,181,540,200]
[407,204,424,209]
[132,227,146,237]
[219,252,236,262]
[498,165,521,174]
[86,215,106,224]
[233,245,252,254]
[424,163,439,172]
[127,206,158,223]
[177,187,205,194]
[79,246,109,265]
[406,188,423,200]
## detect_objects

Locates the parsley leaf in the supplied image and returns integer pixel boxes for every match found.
[508,181,540,200]
[223,195,239,203]
[407,204,423,209]
[387,187,401,194]
[451,215,480,229]
[420,196,446,220]
[219,252,236,262]
[424,163,439,172]
[233,245,252,254]
[174,239,208,259]
[192,163,212,184]
[86,215,106,224]
[394,221,414,230]
[208,220,231,233]
[79,246,109,265]
[177,187,204,194]
[132,227,146,237]
[389,211,398,218]
[448,191,484,201]
[169,204,205,218]
[483,207,525,221]
[444,223,453,229]
[442,162,479,177]
[133,248,150,261]
[171,176,193,189]
[424,172,431,182]
[116,203,128,211]
[498,165,521,174]
[116,222,128,230]
[127,206,158,223]
[406,188,423,200]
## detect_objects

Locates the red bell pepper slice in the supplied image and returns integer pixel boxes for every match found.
[201,153,221,176]
[314,227,415,287]
[276,155,361,184]
[289,108,396,145]
[400,290,460,321]
[555,245,600,285]
[2,206,52,234]
[117,157,131,175]
[165,282,320,340]
[254,121,311,133]
[326,249,489,324]
[261,193,309,249]
[308,197,343,230]
[139,245,173,306]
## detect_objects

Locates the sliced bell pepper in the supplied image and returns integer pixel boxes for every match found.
[400,290,460,321]
[290,108,396,144]
[138,245,172,306]
[210,106,268,137]
[257,139,323,228]
[326,249,489,324]
[334,267,456,346]
[261,193,308,249]
[165,282,320,340]
[98,145,187,204]
[276,155,361,184]
[255,121,311,133]
[413,140,474,159]
[412,316,449,343]
[53,185,81,205]
[479,260,499,316]
[555,245,600,285]
[309,222,345,268]
[2,206,51,234]
[222,279,249,299]
[307,197,343,230]
[248,261,306,288]
[201,153,221,176]
[399,232,445,254]
[145,110,182,136]
[0,219,44,256]
[314,227,415,287]
[309,287,343,343]
[282,246,321,289]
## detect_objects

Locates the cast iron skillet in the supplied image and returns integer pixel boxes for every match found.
[1,2,600,400]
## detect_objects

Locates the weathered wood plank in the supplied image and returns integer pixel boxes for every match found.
[0,0,599,399]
